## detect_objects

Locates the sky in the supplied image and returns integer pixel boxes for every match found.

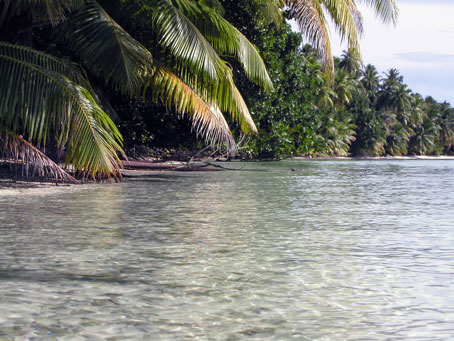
[327,0,454,104]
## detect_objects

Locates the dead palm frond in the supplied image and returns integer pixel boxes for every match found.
[0,128,78,183]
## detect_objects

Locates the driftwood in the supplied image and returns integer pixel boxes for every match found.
[121,160,221,171]
[121,159,247,172]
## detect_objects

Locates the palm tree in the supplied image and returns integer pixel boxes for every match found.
[377,70,411,114]
[274,0,398,76]
[247,0,398,76]
[438,104,454,152]
[408,119,438,155]
[333,68,355,108]
[339,49,360,77]
[422,100,454,154]
[361,64,380,93]
[0,0,272,180]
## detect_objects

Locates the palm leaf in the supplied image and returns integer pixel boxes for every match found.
[251,0,284,27]
[0,0,86,27]
[322,0,362,62]
[211,67,258,134]
[359,0,398,24]
[56,0,154,96]
[147,64,237,153]
[57,1,249,149]
[197,0,225,16]
[0,127,78,183]
[169,0,273,90]
[0,42,124,179]
[288,0,334,76]
[160,59,258,135]
[152,0,227,82]
[143,0,261,134]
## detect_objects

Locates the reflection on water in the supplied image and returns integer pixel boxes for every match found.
[0,160,453,339]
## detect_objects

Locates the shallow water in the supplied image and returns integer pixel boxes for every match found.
[0,160,453,340]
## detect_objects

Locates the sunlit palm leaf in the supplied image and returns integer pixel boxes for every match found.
[0,128,78,183]
[153,0,227,82]
[359,0,398,24]
[285,0,397,76]
[169,0,273,90]
[288,0,334,76]
[323,0,362,50]
[198,0,225,16]
[211,68,258,134]
[166,61,258,134]
[148,64,237,153]
[0,43,124,179]
[57,1,250,149]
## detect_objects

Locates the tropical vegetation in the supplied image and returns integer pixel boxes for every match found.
[132,0,452,159]
[0,0,272,181]
[2,0,452,183]
[218,1,454,159]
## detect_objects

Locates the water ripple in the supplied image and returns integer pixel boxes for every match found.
[0,160,453,339]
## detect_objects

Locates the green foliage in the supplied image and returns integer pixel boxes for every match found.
[349,67,454,156]
[220,2,321,159]
[0,0,275,180]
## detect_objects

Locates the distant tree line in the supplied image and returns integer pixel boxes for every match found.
[221,2,454,158]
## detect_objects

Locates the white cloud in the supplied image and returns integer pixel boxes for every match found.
[394,52,454,64]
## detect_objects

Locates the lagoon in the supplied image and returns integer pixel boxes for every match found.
[0,160,453,339]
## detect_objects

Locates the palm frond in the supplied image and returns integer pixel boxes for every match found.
[246,0,284,27]
[0,43,124,179]
[322,0,362,58]
[56,0,154,96]
[57,1,249,150]
[0,0,86,26]
[198,0,225,16]
[0,128,78,183]
[170,0,273,90]
[153,0,227,82]
[213,68,258,134]
[359,0,398,24]
[287,0,369,77]
[147,64,239,153]
[163,59,258,135]
[287,0,334,76]
[345,0,363,36]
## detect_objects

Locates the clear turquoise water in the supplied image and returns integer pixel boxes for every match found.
[0,160,453,340]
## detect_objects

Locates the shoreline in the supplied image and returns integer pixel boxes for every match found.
[293,155,454,160]
[1,155,453,190]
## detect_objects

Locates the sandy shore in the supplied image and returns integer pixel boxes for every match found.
[294,155,454,160]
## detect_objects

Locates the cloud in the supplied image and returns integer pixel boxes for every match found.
[438,27,454,33]
[394,52,454,64]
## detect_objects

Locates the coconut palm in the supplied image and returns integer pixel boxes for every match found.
[320,114,356,156]
[339,49,361,77]
[333,68,355,107]
[422,100,454,154]
[0,0,272,180]
[361,64,380,93]
[408,119,438,155]
[282,0,398,75]
[433,102,454,150]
